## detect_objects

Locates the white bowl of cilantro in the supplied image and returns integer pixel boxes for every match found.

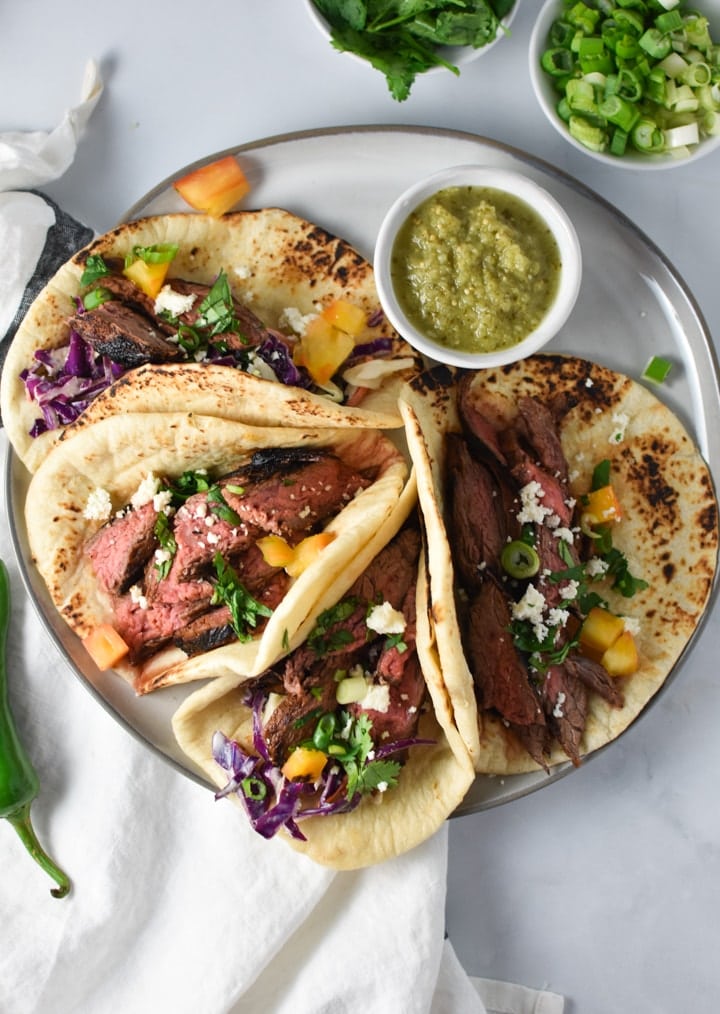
[529,0,720,167]
[373,164,582,370]
[305,0,518,102]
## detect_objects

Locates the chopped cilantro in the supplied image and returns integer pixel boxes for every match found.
[80,254,110,287]
[312,0,512,101]
[195,270,247,339]
[153,512,177,579]
[307,596,360,655]
[211,553,273,642]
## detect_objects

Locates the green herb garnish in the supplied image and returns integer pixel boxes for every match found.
[211,553,273,642]
[312,0,513,101]
[195,270,246,339]
[153,512,177,580]
[80,254,110,287]
[307,597,360,656]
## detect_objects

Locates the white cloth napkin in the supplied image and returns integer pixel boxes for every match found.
[0,65,565,1014]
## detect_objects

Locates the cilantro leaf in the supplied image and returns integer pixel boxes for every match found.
[307,596,360,655]
[211,553,273,642]
[153,512,177,579]
[80,254,110,287]
[195,270,247,340]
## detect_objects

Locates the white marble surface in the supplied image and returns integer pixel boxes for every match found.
[3,2,720,1011]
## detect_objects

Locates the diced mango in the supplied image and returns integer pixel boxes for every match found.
[123,258,170,299]
[299,316,355,386]
[82,624,130,671]
[579,606,626,660]
[285,532,336,578]
[281,746,327,782]
[320,299,367,336]
[583,484,623,525]
[601,629,639,677]
[257,534,295,568]
[172,155,250,217]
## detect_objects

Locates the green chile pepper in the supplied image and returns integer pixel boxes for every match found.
[0,560,71,898]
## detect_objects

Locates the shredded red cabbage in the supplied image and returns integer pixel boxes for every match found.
[22,331,126,437]
[346,337,393,361]
[256,331,313,389]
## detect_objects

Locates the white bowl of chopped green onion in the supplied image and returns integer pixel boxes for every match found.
[529,0,720,167]
[304,0,518,102]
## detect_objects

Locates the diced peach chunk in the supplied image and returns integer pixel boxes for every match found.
[173,156,250,217]
[123,258,170,299]
[298,316,355,386]
[285,532,336,578]
[82,624,130,671]
[583,485,623,526]
[601,629,639,677]
[320,298,366,336]
[579,606,626,660]
[256,534,295,568]
[281,747,327,782]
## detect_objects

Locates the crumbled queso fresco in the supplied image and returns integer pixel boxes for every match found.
[609,411,630,444]
[366,601,407,636]
[278,306,318,336]
[154,285,197,317]
[83,486,113,521]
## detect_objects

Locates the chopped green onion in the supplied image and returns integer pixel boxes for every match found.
[642,355,673,384]
[131,243,179,265]
[539,0,720,160]
[83,286,113,310]
[501,540,541,580]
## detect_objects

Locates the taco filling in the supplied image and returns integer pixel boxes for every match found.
[401,356,718,775]
[82,447,374,675]
[446,378,645,768]
[208,525,433,841]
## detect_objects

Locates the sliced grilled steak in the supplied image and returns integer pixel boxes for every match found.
[543,664,588,767]
[464,579,545,729]
[172,605,236,657]
[221,453,371,538]
[565,654,625,708]
[70,302,184,367]
[262,671,340,767]
[97,273,176,335]
[446,433,507,589]
[503,428,574,527]
[516,396,569,486]
[113,585,213,662]
[84,501,159,595]
[166,278,270,348]
[457,373,507,466]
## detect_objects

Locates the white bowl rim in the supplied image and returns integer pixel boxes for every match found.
[528,0,720,171]
[373,163,583,370]
[303,0,520,71]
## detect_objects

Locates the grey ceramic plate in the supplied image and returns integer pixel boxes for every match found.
[9,126,720,815]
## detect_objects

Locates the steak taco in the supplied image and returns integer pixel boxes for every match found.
[2,208,420,472]
[400,355,718,774]
[171,511,474,869]
[25,411,410,695]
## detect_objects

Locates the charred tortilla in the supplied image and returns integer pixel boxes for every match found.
[25,411,410,695]
[400,354,718,774]
[171,509,474,869]
[2,208,420,473]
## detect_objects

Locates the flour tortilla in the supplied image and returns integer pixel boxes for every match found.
[2,208,420,472]
[171,527,474,870]
[400,354,719,774]
[25,411,410,694]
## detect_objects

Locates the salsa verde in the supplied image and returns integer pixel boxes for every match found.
[391,185,561,355]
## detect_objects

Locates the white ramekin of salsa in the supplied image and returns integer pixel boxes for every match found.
[373,164,582,369]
